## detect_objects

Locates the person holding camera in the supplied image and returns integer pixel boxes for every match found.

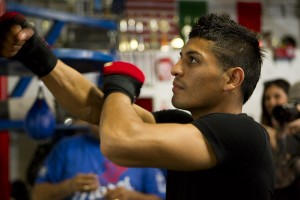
[261,79,300,200]
[285,81,300,135]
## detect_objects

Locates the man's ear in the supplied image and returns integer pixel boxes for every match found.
[223,67,244,91]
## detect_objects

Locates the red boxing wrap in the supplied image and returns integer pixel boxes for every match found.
[103,61,145,84]
[103,61,145,103]
[0,12,23,24]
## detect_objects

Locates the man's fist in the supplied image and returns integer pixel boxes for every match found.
[103,61,145,103]
[0,12,57,77]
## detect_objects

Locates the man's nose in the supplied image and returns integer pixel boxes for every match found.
[171,60,183,76]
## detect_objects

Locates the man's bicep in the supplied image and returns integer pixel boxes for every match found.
[120,123,217,171]
[151,123,217,171]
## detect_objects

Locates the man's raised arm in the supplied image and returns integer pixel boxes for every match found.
[0,12,103,124]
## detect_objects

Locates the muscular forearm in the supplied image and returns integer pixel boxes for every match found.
[32,180,74,200]
[0,14,103,124]
[41,60,104,125]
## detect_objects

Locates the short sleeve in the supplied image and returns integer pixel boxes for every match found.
[192,113,268,166]
[153,109,193,124]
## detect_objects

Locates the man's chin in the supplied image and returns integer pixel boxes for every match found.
[171,98,184,110]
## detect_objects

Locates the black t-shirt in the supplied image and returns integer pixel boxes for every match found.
[153,109,275,200]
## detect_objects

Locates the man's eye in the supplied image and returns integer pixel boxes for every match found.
[189,57,197,63]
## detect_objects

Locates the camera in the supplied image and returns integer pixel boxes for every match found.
[272,103,300,123]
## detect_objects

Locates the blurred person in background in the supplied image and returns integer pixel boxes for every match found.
[31,119,166,200]
[261,79,300,200]
[261,79,291,148]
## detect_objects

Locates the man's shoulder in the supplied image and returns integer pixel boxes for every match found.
[197,113,257,124]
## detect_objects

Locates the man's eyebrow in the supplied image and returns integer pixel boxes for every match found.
[186,50,201,55]
[180,50,201,57]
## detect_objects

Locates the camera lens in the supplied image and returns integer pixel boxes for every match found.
[272,104,300,123]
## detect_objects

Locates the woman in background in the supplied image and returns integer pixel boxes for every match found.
[261,78,300,200]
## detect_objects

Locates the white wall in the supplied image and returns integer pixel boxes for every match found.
[207,0,300,46]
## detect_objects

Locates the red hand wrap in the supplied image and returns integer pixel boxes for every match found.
[102,61,145,103]
[0,12,27,28]
[103,61,145,84]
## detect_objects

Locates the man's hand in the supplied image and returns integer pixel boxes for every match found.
[106,187,133,200]
[32,173,100,200]
[0,12,33,57]
[287,118,300,135]
[0,12,57,77]
[67,173,100,193]
[102,61,145,103]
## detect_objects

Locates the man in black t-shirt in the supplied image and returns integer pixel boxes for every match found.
[0,13,274,199]
[154,111,274,199]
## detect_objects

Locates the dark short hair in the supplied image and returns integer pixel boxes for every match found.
[189,13,264,104]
